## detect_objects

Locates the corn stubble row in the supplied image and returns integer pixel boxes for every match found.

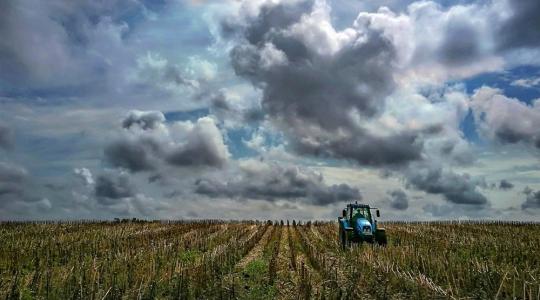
[0,220,538,299]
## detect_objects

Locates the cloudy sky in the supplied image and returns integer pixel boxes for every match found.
[1,0,539,221]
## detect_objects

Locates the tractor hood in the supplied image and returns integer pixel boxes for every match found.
[355,218,372,234]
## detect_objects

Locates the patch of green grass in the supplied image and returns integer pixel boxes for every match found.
[245,259,267,276]
[240,259,276,299]
[179,249,201,264]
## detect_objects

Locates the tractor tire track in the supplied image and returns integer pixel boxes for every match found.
[217,224,281,299]
[268,225,283,286]
[206,223,272,299]
[299,224,345,298]
[186,223,268,299]
[235,225,275,270]
[301,224,376,299]
[276,226,297,300]
[291,225,323,299]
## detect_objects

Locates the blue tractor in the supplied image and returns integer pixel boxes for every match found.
[338,202,387,249]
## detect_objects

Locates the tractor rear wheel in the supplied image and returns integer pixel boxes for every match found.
[376,230,387,246]
[339,228,347,250]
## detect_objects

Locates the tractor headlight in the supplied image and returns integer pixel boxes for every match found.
[363,226,371,233]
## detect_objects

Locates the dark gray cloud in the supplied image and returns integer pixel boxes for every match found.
[221,0,314,43]
[94,172,135,204]
[122,111,166,130]
[164,117,229,168]
[0,162,44,207]
[249,1,314,45]
[438,20,480,66]
[405,164,488,205]
[0,163,27,182]
[351,0,540,84]
[206,91,264,127]
[292,129,423,166]
[311,184,362,206]
[387,189,409,210]
[166,138,228,168]
[471,87,540,150]
[105,137,161,172]
[231,30,396,126]
[411,0,540,67]
[204,92,236,120]
[0,125,13,150]
[0,0,171,95]
[497,0,540,51]
[244,108,265,123]
[106,111,166,172]
[209,92,231,115]
[499,179,514,190]
[522,190,540,210]
[195,161,360,205]
[494,126,540,148]
[106,112,229,172]
[0,162,27,198]
[223,0,435,167]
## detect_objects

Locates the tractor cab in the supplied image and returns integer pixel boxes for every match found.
[348,206,374,224]
[338,202,387,249]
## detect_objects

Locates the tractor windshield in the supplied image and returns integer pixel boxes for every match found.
[351,207,371,221]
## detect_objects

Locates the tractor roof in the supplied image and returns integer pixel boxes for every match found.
[346,203,371,209]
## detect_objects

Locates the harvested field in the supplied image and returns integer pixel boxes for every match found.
[0,220,539,299]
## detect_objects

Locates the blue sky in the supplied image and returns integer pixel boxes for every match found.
[0,0,540,220]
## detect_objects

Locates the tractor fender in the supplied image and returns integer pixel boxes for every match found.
[338,218,353,231]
